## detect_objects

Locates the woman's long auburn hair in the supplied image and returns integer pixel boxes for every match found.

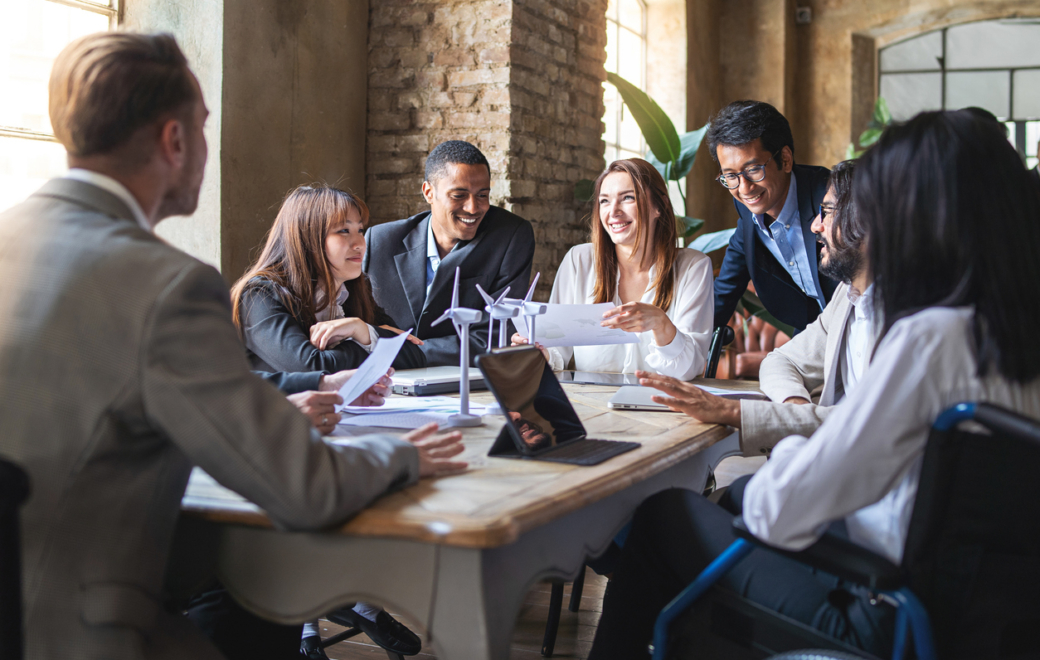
[590,158,679,311]
[230,185,377,334]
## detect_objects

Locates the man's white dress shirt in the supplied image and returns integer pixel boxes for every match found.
[840,283,878,395]
[544,244,714,380]
[743,306,1040,564]
[64,168,151,231]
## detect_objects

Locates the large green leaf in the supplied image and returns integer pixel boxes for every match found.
[607,72,681,165]
[872,96,892,127]
[574,178,595,203]
[647,124,709,181]
[858,127,883,148]
[688,228,735,254]
[677,215,704,238]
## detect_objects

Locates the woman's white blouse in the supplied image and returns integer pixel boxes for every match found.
[544,244,714,380]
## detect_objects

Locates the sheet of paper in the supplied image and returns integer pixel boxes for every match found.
[336,411,465,429]
[532,303,640,348]
[340,395,487,415]
[334,329,412,410]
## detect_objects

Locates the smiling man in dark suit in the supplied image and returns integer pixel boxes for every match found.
[363,140,535,365]
[709,101,837,334]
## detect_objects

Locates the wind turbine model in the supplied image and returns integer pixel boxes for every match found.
[476,284,519,349]
[505,273,548,347]
[431,267,484,427]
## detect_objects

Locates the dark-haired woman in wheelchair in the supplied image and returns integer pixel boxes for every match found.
[587,110,1040,659]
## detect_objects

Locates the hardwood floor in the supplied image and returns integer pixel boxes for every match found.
[318,456,765,660]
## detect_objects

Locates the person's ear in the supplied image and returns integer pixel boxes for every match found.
[421,180,435,204]
[780,146,794,174]
[157,117,187,170]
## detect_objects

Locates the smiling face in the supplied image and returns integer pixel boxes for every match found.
[811,184,863,284]
[422,162,491,252]
[324,206,366,287]
[597,171,659,248]
[716,138,792,219]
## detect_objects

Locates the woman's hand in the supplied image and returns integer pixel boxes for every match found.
[379,324,424,345]
[601,302,678,346]
[286,391,342,435]
[511,332,551,363]
[310,317,370,350]
[635,370,741,428]
[320,368,394,406]
[402,423,468,477]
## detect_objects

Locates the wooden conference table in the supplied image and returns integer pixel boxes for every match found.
[168,380,757,660]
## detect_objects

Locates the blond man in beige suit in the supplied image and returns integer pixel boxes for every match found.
[0,32,466,660]
[639,160,877,456]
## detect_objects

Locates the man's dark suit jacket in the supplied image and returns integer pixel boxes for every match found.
[363,206,535,367]
[1030,165,1040,193]
[713,163,838,334]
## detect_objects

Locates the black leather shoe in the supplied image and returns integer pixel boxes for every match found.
[300,635,330,659]
[328,608,422,656]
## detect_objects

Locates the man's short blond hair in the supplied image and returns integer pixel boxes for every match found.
[49,32,196,157]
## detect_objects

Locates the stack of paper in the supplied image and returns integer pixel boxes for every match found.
[339,395,488,429]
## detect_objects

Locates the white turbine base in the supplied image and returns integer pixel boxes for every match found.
[484,403,504,416]
[448,413,483,427]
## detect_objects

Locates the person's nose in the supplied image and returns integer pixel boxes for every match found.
[810,212,823,234]
[737,173,755,195]
[463,195,479,215]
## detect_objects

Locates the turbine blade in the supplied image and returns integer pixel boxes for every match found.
[475,283,494,306]
[494,285,511,305]
[431,310,452,327]
[451,267,460,309]
[524,272,540,302]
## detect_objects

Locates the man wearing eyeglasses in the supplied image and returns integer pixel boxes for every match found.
[708,100,838,334]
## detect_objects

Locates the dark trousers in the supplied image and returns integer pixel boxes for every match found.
[186,584,303,660]
[587,477,895,660]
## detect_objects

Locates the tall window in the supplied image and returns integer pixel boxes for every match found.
[0,0,119,213]
[878,19,1040,168]
[603,0,647,165]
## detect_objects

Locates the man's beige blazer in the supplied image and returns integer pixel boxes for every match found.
[0,179,419,660]
[739,282,856,455]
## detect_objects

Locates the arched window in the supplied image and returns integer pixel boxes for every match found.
[878,19,1040,169]
[603,0,647,165]
[0,0,119,213]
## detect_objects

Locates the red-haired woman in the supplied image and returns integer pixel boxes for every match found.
[514,158,713,379]
[231,184,425,375]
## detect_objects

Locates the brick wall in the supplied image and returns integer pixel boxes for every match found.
[367,0,607,301]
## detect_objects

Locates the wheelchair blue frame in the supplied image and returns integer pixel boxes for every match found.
[647,403,987,660]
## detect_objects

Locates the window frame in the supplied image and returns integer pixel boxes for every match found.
[603,0,648,165]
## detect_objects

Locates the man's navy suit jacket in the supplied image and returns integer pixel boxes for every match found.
[713,163,838,334]
[363,206,534,367]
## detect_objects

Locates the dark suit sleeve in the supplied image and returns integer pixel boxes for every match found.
[239,282,372,373]
[420,219,535,366]
[372,305,428,370]
[712,216,752,328]
[253,370,324,395]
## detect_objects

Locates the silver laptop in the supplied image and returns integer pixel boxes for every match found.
[607,385,675,411]
[391,366,486,396]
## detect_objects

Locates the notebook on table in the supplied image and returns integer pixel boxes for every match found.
[476,346,640,466]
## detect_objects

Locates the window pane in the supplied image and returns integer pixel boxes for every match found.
[945,71,1010,118]
[607,0,617,21]
[1026,120,1040,157]
[0,0,110,134]
[879,31,943,72]
[605,20,618,74]
[946,20,1040,70]
[880,72,942,120]
[617,27,642,87]
[1013,70,1040,121]
[618,0,643,33]
[602,84,619,146]
[0,135,67,213]
[619,99,642,152]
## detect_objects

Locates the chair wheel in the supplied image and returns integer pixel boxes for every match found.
[766,650,869,660]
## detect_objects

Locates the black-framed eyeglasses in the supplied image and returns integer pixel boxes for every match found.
[716,149,782,189]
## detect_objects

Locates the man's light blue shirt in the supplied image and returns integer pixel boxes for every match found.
[750,172,824,310]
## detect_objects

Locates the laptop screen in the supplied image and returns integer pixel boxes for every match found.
[478,347,587,454]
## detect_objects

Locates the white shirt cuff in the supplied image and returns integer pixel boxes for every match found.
[351,324,380,353]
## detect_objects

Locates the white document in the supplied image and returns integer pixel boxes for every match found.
[532,303,639,348]
[337,411,463,429]
[334,329,412,410]
[340,395,487,415]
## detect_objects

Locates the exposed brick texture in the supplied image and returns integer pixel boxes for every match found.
[367,0,607,300]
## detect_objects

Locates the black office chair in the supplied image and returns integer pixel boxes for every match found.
[651,402,1040,660]
[704,326,736,379]
[317,619,405,660]
[0,459,30,660]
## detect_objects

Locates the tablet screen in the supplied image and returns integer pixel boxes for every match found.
[478,347,587,454]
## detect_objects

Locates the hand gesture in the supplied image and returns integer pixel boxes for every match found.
[378,325,424,345]
[601,302,677,345]
[320,368,394,406]
[402,423,468,477]
[634,370,741,428]
[310,317,369,350]
[510,332,550,363]
[286,391,342,435]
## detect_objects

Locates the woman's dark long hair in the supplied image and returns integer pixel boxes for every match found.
[856,110,1040,382]
[230,185,377,334]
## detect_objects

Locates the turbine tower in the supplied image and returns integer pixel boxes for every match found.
[505,273,548,347]
[431,267,484,427]
[475,284,519,349]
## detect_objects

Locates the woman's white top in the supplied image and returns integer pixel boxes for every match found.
[314,284,379,351]
[743,306,1040,564]
[544,244,714,380]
